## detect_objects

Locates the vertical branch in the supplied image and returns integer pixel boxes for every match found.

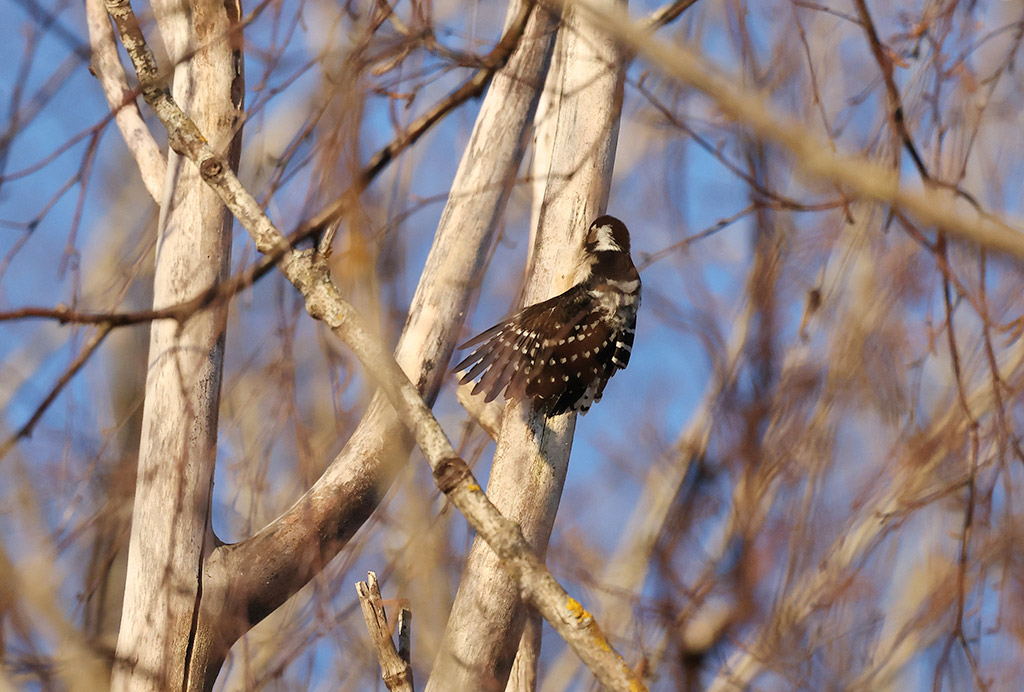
[203,0,563,656]
[109,0,242,690]
[427,1,628,689]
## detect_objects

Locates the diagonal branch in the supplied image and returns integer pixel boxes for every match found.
[558,0,1024,258]
[0,325,111,462]
[105,1,644,689]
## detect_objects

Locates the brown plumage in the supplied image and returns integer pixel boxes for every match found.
[454,216,640,415]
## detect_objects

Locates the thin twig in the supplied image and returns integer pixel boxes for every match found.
[852,0,929,180]
[310,0,536,254]
[104,2,646,687]
[0,325,112,462]
[852,0,986,214]
[644,0,701,30]
[558,0,1024,258]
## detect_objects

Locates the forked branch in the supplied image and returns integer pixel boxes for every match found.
[356,572,414,692]
[103,1,645,688]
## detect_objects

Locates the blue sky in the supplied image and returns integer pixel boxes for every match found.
[3,1,1023,690]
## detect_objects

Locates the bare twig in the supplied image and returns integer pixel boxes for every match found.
[0,325,111,463]
[105,2,645,688]
[852,0,929,180]
[635,78,843,213]
[356,572,414,692]
[0,235,291,328]
[644,0,701,30]
[559,0,1024,258]
[311,0,536,254]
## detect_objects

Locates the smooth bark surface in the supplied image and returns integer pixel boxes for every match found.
[204,0,562,649]
[105,0,645,685]
[85,0,165,202]
[427,2,628,689]
[110,1,242,690]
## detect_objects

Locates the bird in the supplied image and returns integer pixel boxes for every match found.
[454,215,640,415]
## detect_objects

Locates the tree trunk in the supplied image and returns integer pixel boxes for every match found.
[426,2,627,689]
[196,5,561,681]
[110,1,242,690]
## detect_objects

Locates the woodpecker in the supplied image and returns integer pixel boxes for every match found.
[454,215,640,415]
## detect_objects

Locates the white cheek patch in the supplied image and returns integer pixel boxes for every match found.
[610,278,640,293]
[593,224,620,252]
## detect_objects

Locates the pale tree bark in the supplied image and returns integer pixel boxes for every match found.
[85,0,165,202]
[109,1,242,691]
[195,1,562,682]
[101,0,561,689]
[506,47,566,692]
[426,2,628,690]
[540,298,756,692]
[105,1,646,686]
[561,0,1024,257]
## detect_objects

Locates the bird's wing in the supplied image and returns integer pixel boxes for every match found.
[454,285,594,404]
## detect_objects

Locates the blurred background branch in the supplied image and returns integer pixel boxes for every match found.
[2,1,1024,691]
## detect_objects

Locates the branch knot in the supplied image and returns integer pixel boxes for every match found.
[199,157,224,180]
[432,455,471,495]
